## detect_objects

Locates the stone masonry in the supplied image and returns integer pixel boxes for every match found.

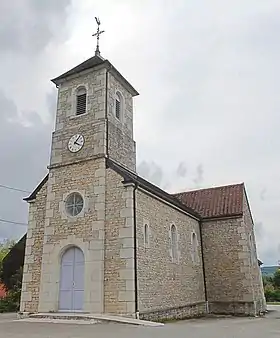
[201,190,266,316]
[20,181,47,313]
[136,189,206,320]
[104,169,135,315]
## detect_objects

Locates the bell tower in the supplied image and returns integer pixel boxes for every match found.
[33,19,139,314]
[49,18,138,172]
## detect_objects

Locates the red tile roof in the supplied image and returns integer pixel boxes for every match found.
[174,183,244,219]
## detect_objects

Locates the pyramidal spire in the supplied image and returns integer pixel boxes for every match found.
[92,17,105,57]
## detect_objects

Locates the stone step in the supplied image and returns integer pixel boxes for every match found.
[18,312,164,327]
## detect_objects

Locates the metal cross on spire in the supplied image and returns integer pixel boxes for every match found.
[92,17,105,56]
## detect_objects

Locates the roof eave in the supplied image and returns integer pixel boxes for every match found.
[51,59,139,97]
[201,212,244,222]
[24,174,49,202]
[105,61,139,97]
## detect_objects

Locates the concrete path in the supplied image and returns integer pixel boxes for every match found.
[0,306,279,338]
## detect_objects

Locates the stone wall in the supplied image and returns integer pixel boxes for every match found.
[51,67,107,167]
[242,191,267,313]
[201,191,266,316]
[140,302,206,322]
[38,158,106,313]
[136,189,206,319]
[107,72,136,172]
[104,169,135,316]
[20,181,47,313]
[201,217,247,306]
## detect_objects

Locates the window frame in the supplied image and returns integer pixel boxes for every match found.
[143,223,150,249]
[115,91,123,121]
[191,231,199,264]
[76,86,87,116]
[65,192,84,217]
[170,224,179,263]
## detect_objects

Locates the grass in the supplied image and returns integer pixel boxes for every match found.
[267,302,280,305]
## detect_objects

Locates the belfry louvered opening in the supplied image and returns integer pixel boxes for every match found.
[76,87,87,116]
[115,91,122,120]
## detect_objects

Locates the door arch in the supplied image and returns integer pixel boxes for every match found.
[59,246,84,311]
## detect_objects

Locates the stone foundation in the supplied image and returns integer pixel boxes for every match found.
[139,302,207,322]
[209,301,262,316]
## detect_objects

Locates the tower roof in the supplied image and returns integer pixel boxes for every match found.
[51,54,139,97]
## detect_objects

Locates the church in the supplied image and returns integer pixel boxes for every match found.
[20,26,266,321]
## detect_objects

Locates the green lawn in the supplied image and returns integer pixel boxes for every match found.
[267,302,280,305]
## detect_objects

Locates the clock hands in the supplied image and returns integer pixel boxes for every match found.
[74,135,80,145]
[74,135,83,146]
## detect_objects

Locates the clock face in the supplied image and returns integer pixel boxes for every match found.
[68,134,85,153]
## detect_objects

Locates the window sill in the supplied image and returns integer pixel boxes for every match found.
[70,112,89,120]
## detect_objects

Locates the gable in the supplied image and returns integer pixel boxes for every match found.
[174,183,244,219]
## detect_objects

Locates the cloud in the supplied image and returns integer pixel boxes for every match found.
[0,0,279,266]
[137,161,164,188]
[0,0,70,241]
[193,164,204,189]
[0,1,71,54]
[176,162,187,178]
[0,90,52,241]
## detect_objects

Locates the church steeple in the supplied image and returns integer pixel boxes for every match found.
[92,17,105,57]
[49,20,139,171]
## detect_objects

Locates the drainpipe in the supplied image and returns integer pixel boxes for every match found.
[133,183,139,319]
[199,220,209,314]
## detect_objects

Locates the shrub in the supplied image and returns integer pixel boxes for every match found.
[0,290,20,313]
[265,289,280,302]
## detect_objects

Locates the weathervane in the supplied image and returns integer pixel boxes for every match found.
[92,17,105,56]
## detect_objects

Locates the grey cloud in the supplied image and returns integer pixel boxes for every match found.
[0,91,52,241]
[193,164,204,189]
[0,0,71,54]
[176,162,187,178]
[137,161,164,188]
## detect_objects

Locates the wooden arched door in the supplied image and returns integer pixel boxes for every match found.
[59,246,84,311]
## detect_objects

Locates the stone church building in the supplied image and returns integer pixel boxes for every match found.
[20,48,266,321]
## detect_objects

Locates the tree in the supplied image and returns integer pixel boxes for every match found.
[273,269,280,289]
[0,239,22,313]
[0,240,15,261]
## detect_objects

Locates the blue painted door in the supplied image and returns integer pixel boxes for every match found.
[59,247,84,311]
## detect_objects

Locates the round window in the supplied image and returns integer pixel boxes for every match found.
[65,192,84,216]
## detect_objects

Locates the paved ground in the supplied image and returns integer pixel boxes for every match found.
[0,306,279,338]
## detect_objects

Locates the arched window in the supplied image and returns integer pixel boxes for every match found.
[115,91,122,120]
[144,224,149,248]
[171,224,178,262]
[191,232,198,263]
[76,87,87,116]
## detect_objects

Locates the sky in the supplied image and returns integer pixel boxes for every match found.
[0,0,279,265]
